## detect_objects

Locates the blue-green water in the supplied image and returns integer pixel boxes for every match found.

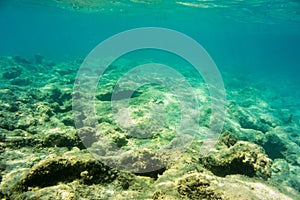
[1,0,299,104]
[1,0,300,199]
[1,0,300,74]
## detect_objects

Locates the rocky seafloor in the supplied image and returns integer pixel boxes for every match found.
[0,55,299,199]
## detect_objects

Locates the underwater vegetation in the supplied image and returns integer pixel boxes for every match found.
[0,55,299,199]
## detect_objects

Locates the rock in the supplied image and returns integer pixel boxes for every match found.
[271,159,290,182]
[77,127,97,148]
[0,131,5,143]
[13,56,31,64]
[4,151,118,198]
[47,88,72,107]
[200,140,272,180]
[2,129,34,148]
[96,90,142,101]
[271,159,300,192]
[2,66,22,79]
[177,173,222,199]
[16,185,76,200]
[0,157,6,172]
[227,99,278,134]
[278,109,293,124]
[43,128,82,149]
[34,54,44,65]
[117,149,168,177]
[28,88,46,101]
[154,170,297,200]
[62,116,75,127]
[262,132,287,159]
[10,78,32,86]
[112,134,128,148]
[215,131,237,149]
[237,108,271,133]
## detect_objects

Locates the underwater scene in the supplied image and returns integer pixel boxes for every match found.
[0,0,300,199]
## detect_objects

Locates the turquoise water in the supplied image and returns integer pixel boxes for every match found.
[1,0,300,199]
[1,1,300,70]
[1,0,299,107]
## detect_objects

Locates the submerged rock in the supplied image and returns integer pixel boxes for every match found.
[200,138,272,180]
[96,89,142,101]
[42,127,83,149]
[3,151,118,199]
[10,78,32,86]
[118,150,167,177]
[237,108,274,133]
[177,173,222,199]
[13,56,31,65]
[262,132,287,159]
[271,159,300,192]
[153,169,296,200]
[2,66,22,79]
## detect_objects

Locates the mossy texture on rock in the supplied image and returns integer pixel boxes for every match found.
[177,173,222,200]
[43,131,82,149]
[115,150,168,177]
[8,152,117,196]
[200,140,272,180]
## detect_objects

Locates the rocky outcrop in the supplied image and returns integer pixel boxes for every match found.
[200,133,272,180]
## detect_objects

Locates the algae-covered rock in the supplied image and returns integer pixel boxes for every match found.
[43,127,82,149]
[236,108,274,133]
[271,159,300,192]
[177,173,222,199]
[200,139,272,180]
[215,131,237,149]
[118,150,167,176]
[153,170,297,200]
[4,151,118,199]
[2,66,22,79]
[2,129,33,148]
[15,185,76,200]
[262,132,287,159]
